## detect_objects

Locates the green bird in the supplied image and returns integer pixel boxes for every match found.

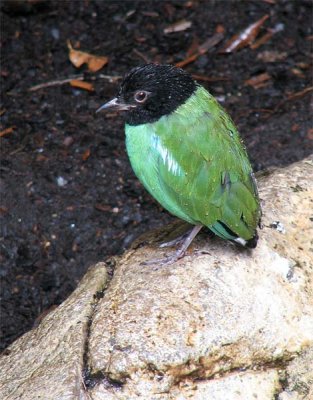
[97,64,261,264]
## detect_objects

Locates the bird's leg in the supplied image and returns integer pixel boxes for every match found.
[170,224,203,259]
[142,224,203,266]
[159,230,191,248]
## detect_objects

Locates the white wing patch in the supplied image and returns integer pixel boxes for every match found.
[152,135,183,176]
[233,237,247,246]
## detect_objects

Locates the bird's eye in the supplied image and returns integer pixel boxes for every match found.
[134,91,148,103]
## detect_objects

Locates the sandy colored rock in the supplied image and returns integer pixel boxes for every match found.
[0,157,312,400]
[0,263,108,400]
[87,157,313,398]
[281,346,313,400]
[91,369,280,400]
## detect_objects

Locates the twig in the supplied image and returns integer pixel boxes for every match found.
[175,53,199,68]
[98,74,122,83]
[236,86,313,122]
[235,108,272,122]
[285,86,313,103]
[29,75,84,92]
[133,48,151,63]
[9,144,26,156]
[263,86,313,119]
[176,32,224,68]
[191,74,230,82]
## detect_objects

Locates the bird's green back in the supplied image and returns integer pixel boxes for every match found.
[125,86,260,241]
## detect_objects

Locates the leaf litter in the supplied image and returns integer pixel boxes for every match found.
[67,40,108,72]
[221,14,269,53]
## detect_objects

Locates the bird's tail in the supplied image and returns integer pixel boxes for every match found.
[209,220,258,248]
[245,232,258,248]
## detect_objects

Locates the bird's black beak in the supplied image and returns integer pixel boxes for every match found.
[96,98,135,113]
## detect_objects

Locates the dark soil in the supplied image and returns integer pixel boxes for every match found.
[1,0,312,351]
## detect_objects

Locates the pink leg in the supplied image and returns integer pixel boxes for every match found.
[159,230,191,248]
[142,225,203,266]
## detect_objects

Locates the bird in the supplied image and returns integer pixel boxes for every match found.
[97,64,261,265]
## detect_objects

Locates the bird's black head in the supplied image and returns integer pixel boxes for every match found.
[97,64,197,125]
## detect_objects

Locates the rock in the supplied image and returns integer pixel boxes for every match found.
[0,263,108,400]
[280,347,313,399]
[0,157,312,400]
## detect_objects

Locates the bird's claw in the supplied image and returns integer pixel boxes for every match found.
[140,251,185,267]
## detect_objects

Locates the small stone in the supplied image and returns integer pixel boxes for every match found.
[50,28,60,40]
[270,221,286,234]
[56,176,67,187]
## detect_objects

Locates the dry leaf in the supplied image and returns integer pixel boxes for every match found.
[307,128,313,140]
[296,62,310,70]
[290,68,305,78]
[70,79,94,91]
[291,124,300,132]
[94,204,112,212]
[257,50,287,63]
[184,1,193,8]
[216,24,225,34]
[36,154,49,162]
[67,40,108,72]
[244,72,271,89]
[82,148,91,161]
[0,126,15,137]
[0,206,9,215]
[141,11,159,17]
[221,15,269,53]
[164,20,192,34]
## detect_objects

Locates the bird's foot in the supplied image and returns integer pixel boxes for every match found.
[141,247,186,267]
[141,225,203,267]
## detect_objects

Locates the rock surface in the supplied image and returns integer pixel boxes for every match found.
[0,157,312,400]
[0,264,108,399]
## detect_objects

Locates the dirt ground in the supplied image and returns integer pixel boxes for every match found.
[0,0,312,351]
